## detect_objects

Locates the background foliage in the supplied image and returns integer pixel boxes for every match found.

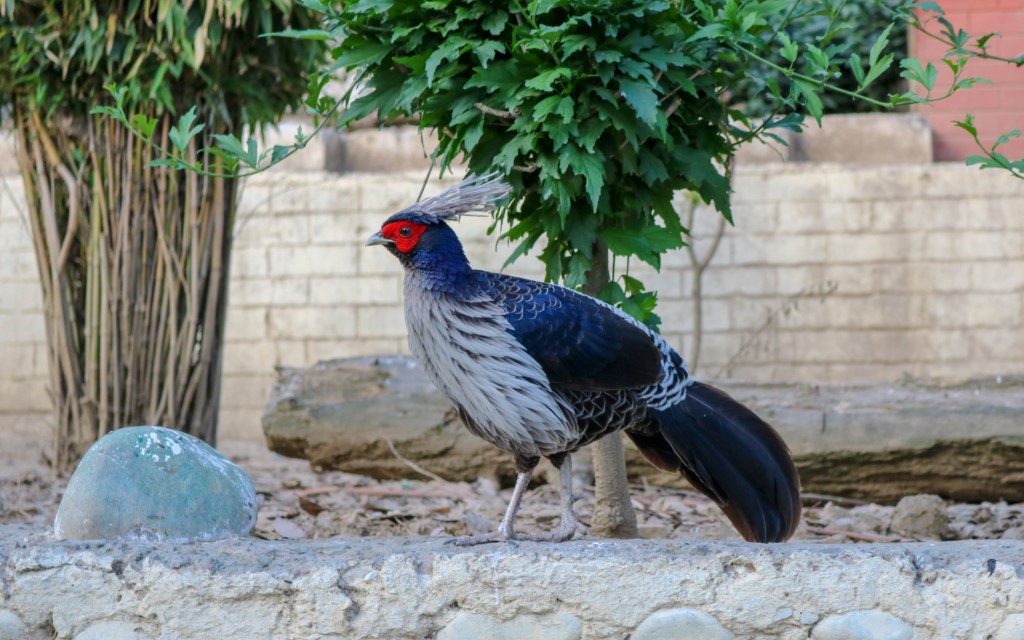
[0,0,319,123]
[306,0,941,328]
[0,0,326,468]
[731,0,909,116]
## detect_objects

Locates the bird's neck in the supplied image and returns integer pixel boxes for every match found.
[402,232,474,293]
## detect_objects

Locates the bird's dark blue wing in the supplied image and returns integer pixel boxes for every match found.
[478,272,663,391]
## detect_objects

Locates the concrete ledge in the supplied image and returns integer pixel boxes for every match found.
[2,526,1022,639]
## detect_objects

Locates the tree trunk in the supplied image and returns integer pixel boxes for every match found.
[14,106,238,472]
[583,240,638,538]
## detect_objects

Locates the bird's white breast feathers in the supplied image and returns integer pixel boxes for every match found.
[403,275,576,458]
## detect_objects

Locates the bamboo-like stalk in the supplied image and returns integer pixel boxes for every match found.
[16,105,240,472]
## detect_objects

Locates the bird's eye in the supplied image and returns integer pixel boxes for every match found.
[399,226,413,238]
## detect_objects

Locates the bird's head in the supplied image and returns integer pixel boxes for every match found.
[366,173,511,276]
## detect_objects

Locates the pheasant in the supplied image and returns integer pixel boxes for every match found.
[366,174,801,545]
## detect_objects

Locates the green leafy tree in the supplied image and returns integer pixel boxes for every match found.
[302,0,918,536]
[0,1,326,470]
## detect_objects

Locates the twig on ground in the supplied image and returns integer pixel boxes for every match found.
[290,485,470,499]
[807,526,901,543]
[385,438,450,483]
[801,492,870,506]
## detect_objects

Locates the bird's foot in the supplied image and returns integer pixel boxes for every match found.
[517,515,589,543]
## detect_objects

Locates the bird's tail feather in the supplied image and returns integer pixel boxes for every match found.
[628,381,801,543]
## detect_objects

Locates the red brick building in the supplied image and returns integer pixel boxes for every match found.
[910,0,1024,161]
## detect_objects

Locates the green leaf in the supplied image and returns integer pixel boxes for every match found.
[481,10,508,35]
[621,273,645,295]
[779,32,798,64]
[804,44,829,75]
[899,58,936,92]
[424,38,468,84]
[638,148,669,183]
[576,152,605,210]
[562,34,597,58]
[475,41,505,68]
[211,133,247,160]
[914,1,944,15]
[640,225,684,253]
[168,106,204,153]
[994,130,1022,150]
[534,95,575,123]
[618,78,658,125]
[953,114,977,137]
[262,28,331,40]
[131,113,158,138]
[862,53,893,89]
[599,228,660,269]
[794,80,823,125]
[90,106,121,119]
[558,145,605,210]
[578,119,609,152]
[849,53,865,88]
[243,138,259,167]
[600,228,650,259]
[869,23,893,68]
[331,41,395,70]
[565,253,590,289]
[271,145,292,164]
[525,67,572,91]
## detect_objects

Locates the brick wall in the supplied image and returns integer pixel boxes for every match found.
[2,165,1023,440]
[910,0,1024,161]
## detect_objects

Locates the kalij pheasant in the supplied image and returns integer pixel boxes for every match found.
[366,174,801,545]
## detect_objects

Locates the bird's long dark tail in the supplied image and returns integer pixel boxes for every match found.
[627,381,801,543]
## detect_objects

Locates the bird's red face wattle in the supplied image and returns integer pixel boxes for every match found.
[380,221,428,253]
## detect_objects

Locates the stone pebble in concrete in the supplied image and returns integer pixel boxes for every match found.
[73,621,154,640]
[0,609,26,640]
[812,610,913,640]
[54,426,257,541]
[632,608,733,640]
[997,614,1024,640]
[437,612,582,640]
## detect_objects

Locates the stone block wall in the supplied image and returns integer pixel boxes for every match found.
[2,164,1023,439]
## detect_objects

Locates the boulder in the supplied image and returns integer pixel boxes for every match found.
[263,356,1024,503]
[262,356,518,483]
[55,426,257,541]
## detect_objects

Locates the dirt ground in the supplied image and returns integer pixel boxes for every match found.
[3,434,1024,545]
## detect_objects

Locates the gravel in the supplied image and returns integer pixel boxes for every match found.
[4,436,1024,545]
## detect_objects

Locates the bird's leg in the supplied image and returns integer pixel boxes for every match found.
[520,453,588,543]
[450,458,536,546]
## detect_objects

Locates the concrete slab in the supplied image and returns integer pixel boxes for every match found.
[791,113,933,164]
[1,526,1022,639]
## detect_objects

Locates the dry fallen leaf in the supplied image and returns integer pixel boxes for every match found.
[298,496,325,517]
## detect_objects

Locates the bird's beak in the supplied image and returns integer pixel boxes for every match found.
[365,231,394,247]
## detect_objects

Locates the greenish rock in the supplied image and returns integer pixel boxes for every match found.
[54,426,257,542]
[632,609,733,640]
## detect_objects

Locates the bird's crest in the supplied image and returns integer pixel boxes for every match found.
[397,172,511,224]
